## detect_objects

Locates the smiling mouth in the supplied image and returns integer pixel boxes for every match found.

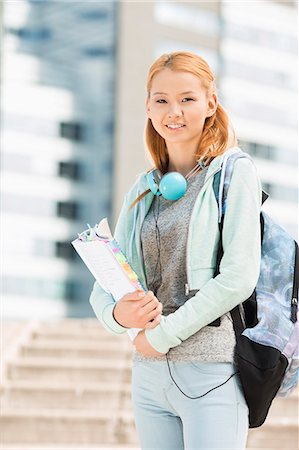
[165,125,186,130]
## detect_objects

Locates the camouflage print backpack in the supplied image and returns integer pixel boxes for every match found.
[213,148,298,428]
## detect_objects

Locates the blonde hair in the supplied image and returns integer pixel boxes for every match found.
[129,51,237,210]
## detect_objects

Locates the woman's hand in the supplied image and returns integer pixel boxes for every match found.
[113,290,162,329]
[133,329,165,357]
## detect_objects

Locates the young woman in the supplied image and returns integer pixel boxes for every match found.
[89,51,262,449]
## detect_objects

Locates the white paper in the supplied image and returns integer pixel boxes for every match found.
[72,221,141,340]
[96,217,113,239]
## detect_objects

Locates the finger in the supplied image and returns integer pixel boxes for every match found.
[140,297,159,314]
[145,302,162,318]
[144,314,161,329]
[145,305,162,325]
[132,290,156,307]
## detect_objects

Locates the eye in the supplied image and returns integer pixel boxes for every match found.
[156,98,194,104]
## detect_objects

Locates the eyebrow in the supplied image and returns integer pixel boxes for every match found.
[152,91,198,96]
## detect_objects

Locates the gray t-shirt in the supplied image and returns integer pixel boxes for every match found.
[133,167,236,363]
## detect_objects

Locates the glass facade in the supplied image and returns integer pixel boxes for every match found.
[1,0,118,318]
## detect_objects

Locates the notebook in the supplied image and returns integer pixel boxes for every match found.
[71,218,145,340]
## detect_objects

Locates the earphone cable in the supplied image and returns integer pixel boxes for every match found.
[166,352,239,400]
[150,171,237,398]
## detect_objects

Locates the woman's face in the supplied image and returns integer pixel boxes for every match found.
[146,68,217,148]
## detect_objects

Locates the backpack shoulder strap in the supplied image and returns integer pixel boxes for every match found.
[213,149,249,222]
[212,149,270,220]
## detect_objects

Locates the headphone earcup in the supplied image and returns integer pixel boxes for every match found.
[147,169,162,196]
[147,169,187,201]
[159,172,187,200]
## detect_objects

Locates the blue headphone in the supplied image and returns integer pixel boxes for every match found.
[146,170,187,201]
[146,160,206,201]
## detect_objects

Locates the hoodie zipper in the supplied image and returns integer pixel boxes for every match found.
[185,166,222,295]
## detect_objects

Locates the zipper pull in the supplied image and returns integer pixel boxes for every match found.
[291,298,298,323]
[185,283,190,296]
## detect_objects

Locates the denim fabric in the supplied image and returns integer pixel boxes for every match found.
[131,359,249,450]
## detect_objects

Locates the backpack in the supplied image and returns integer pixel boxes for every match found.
[213,148,299,428]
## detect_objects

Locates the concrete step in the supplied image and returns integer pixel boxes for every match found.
[5,357,132,383]
[30,319,129,341]
[1,445,140,450]
[0,380,132,410]
[266,391,299,419]
[247,418,299,449]
[20,340,133,360]
[38,319,106,331]
[2,446,140,450]
[30,329,129,343]
[1,408,138,445]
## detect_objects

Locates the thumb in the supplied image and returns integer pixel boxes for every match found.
[125,290,145,301]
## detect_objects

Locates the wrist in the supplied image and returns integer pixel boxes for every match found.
[112,304,129,329]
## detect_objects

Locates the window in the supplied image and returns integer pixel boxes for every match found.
[57,201,78,219]
[104,120,114,134]
[58,161,80,180]
[79,10,109,20]
[82,47,110,58]
[60,122,84,141]
[55,241,76,260]
[255,144,271,160]
[154,3,219,36]
[240,141,273,161]
[5,26,51,41]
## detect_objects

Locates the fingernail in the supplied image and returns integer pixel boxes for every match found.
[138,291,144,297]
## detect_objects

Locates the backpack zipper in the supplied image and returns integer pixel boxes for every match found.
[291,241,298,323]
[239,303,246,329]
[291,298,298,323]
[185,283,190,296]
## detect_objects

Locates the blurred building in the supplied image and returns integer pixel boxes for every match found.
[1,0,297,319]
[1,1,118,318]
[220,1,297,237]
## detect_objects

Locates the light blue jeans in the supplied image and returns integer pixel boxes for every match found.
[131,358,249,450]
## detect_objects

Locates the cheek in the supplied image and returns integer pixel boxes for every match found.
[150,112,165,129]
[151,121,166,137]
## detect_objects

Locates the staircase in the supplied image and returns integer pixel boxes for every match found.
[0,319,138,449]
[1,319,298,449]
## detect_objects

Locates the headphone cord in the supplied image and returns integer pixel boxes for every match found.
[151,191,238,399]
[166,352,239,399]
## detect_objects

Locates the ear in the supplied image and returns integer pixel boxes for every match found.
[146,97,151,119]
[206,93,218,118]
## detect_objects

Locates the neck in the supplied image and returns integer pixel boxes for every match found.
[166,139,202,176]
[167,157,200,177]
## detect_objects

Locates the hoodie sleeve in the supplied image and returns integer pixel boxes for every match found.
[145,158,262,353]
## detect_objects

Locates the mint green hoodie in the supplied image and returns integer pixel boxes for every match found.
[89,147,262,354]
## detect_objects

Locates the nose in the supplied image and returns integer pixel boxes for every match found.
[168,104,183,118]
